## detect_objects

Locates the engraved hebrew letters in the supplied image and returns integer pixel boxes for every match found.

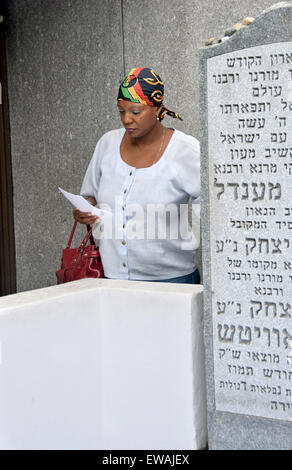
[208,42,292,421]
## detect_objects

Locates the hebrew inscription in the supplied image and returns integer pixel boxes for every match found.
[208,43,292,421]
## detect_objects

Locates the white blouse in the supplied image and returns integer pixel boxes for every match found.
[80,128,200,280]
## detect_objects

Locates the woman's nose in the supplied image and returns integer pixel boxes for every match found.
[122,112,133,125]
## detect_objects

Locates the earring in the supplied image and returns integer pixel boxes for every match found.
[156,115,160,121]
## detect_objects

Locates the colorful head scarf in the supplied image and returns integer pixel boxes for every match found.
[117,67,183,121]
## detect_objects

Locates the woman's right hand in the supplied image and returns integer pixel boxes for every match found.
[73,208,100,225]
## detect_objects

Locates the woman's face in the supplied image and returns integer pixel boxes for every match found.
[117,100,160,138]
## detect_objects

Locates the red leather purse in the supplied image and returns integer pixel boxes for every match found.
[56,221,103,284]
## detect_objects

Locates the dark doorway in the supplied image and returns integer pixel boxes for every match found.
[0,9,16,296]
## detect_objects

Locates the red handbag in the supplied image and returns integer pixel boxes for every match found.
[56,221,103,284]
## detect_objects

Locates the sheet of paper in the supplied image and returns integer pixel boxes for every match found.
[58,187,112,219]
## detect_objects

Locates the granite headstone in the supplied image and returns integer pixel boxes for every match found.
[200,2,292,449]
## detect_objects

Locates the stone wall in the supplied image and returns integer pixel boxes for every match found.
[4,0,274,291]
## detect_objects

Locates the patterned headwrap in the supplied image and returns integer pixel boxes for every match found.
[117,67,183,121]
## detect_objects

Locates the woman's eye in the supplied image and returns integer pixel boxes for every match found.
[117,109,141,115]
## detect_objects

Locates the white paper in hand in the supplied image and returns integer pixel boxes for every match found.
[58,187,112,219]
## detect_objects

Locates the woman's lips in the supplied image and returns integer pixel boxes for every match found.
[126,128,137,134]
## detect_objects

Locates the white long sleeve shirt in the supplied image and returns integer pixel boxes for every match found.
[80,128,200,280]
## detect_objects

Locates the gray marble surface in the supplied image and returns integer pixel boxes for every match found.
[3,0,277,292]
[5,0,123,291]
[200,2,292,449]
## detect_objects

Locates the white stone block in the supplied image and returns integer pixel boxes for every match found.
[0,279,207,450]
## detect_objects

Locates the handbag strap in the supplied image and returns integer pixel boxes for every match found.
[79,225,95,251]
[67,220,78,248]
[67,221,96,249]
[86,224,96,246]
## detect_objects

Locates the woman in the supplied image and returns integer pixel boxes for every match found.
[73,67,200,284]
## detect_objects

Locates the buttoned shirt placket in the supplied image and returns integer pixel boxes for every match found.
[120,167,136,278]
